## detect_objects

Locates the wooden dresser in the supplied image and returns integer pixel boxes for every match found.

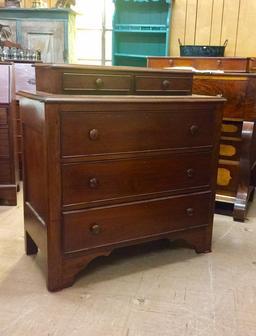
[148,56,256,221]
[19,92,224,291]
[0,63,19,205]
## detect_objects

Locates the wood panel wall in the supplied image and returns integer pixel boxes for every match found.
[170,0,256,57]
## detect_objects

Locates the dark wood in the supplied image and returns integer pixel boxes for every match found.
[0,63,19,205]
[19,92,224,291]
[35,63,193,96]
[14,61,37,179]
[147,56,256,221]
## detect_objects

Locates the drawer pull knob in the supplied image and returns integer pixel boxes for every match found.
[89,177,99,188]
[89,128,99,140]
[187,168,194,178]
[190,125,199,135]
[186,208,195,216]
[162,80,170,89]
[95,78,103,88]
[90,224,101,235]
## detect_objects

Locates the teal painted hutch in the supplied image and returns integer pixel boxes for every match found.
[112,0,172,67]
[0,8,76,63]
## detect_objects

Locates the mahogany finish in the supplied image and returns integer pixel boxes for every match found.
[19,92,224,291]
[34,63,193,96]
[0,63,19,205]
[148,56,256,221]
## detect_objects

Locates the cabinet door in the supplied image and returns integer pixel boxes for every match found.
[20,21,65,63]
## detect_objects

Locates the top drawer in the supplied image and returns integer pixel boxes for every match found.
[63,73,132,93]
[135,75,192,95]
[148,57,249,72]
[61,107,217,158]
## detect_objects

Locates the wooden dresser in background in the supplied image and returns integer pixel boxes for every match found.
[19,91,224,291]
[0,63,19,205]
[148,56,256,221]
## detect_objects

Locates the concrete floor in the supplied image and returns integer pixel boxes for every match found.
[1,190,256,336]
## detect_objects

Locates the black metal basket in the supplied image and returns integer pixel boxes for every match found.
[179,39,228,57]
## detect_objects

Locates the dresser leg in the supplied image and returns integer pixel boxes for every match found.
[25,231,38,255]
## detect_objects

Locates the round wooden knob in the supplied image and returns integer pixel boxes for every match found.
[95,78,103,88]
[168,59,174,66]
[217,59,222,66]
[162,79,170,89]
[89,177,99,188]
[187,168,194,178]
[89,128,99,140]
[190,125,199,136]
[186,208,195,216]
[90,223,101,235]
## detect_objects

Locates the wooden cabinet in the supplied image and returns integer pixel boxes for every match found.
[0,8,76,63]
[0,63,19,205]
[112,0,172,67]
[19,92,224,291]
[34,63,193,96]
[147,56,256,221]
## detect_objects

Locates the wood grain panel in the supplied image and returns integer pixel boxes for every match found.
[184,0,198,45]
[195,0,213,45]
[219,0,240,55]
[210,0,224,45]
[236,0,256,56]
[170,0,187,55]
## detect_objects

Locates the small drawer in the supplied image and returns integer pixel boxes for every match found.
[0,129,9,156]
[0,161,11,183]
[219,139,241,161]
[221,120,242,137]
[216,162,239,194]
[0,108,7,125]
[135,75,192,95]
[62,191,212,253]
[63,73,132,93]
[62,152,212,207]
[61,109,216,158]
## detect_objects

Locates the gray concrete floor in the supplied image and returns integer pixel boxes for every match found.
[1,189,256,336]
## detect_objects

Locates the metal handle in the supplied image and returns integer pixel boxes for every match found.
[89,177,99,189]
[186,168,194,178]
[186,208,195,216]
[90,224,101,235]
[162,79,170,89]
[190,125,199,136]
[95,78,103,88]
[89,128,99,140]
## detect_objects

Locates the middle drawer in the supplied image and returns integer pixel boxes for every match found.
[62,151,212,208]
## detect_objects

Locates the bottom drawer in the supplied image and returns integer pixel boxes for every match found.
[63,191,212,253]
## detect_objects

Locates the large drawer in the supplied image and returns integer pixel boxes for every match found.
[0,108,7,125]
[135,75,192,95]
[62,151,212,207]
[61,109,216,158]
[0,129,9,157]
[193,77,247,119]
[63,73,132,94]
[63,191,212,253]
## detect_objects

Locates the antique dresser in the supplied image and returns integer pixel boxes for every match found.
[19,91,224,291]
[0,62,19,205]
[148,56,256,221]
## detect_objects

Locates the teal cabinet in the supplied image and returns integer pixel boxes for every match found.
[0,8,76,63]
[112,0,172,67]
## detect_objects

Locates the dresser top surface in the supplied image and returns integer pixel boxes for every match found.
[18,91,226,104]
[34,63,194,75]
